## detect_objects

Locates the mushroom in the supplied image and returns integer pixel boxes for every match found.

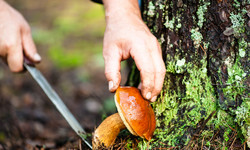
[92,86,156,149]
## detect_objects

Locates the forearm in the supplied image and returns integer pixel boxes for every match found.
[102,0,141,24]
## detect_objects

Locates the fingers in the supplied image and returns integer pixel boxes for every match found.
[0,2,40,73]
[21,24,41,63]
[103,45,122,92]
[131,45,155,101]
[6,25,40,73]
[6,38,24,72]
[133,38,165,102]
[150,41,166,102]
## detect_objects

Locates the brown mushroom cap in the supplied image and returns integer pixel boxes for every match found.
[115,86,156,140]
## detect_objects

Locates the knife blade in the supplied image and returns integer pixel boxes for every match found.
[24,62,92,149]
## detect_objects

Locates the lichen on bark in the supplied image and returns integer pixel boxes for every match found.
[126,0,249,149]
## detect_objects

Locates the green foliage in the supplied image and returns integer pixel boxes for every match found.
[138,139,151,150]
[125,139,133,149]
[48,45,84,69]
[32,2,105,70]
[102,97,117,114]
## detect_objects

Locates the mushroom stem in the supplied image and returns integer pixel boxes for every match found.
[92,113,126,149]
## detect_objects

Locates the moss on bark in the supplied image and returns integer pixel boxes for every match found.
[126,0,249,149]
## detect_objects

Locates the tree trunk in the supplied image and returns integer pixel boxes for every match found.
[126,0,249,149]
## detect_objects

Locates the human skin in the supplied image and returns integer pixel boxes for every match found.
[0,0,41,72]
[102,0,166,102]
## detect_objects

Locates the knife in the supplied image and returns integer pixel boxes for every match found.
[23,60,92,149]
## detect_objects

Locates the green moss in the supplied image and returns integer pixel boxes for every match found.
[166,60,176,73]
[125,139,133,149]
[197,1,210,29]
[229,11,246,36]
[165,55,188,74]
[159,34,165,44]
[137,0,249,148]
[238,38,248,57]
[164,16,175,30]
[233,0,241,8]
[182,58,217,122]
[138,139,151,150]
[164,14,182,32]
[148,1,156,17]
[151,58,218,147]
[191,28,203,49]
[222,58,247,102]
[235,103,249,126]
[152,55,247,148]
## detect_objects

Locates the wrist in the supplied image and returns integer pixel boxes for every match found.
[103,0,141,23]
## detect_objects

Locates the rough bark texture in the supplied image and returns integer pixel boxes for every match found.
[126,0,249,149]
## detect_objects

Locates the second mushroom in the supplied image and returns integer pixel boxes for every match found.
[92,86,156,149]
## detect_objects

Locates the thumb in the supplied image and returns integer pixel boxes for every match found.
[103,46,122,92]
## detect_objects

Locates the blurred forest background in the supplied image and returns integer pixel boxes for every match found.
[0,0,127,149]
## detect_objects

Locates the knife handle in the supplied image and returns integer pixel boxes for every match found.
[23,55,35,66]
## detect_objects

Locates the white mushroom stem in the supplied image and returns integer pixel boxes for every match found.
[92,113,126,149]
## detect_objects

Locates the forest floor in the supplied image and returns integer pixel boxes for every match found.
[0,0,129,149]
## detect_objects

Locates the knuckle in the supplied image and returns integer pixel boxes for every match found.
[133,42,146,51]
[103,52,111,62]
[154,86,163,95]
[142,80,153,90]
[26,26,31,33]
[23,25,31,34]
[104,71,112,77]
[141,65,154,73]
[104,71,118,78]
[4,42,16,51]
[156,66,166,74]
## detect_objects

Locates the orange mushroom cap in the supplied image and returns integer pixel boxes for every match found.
[115,86,156,140]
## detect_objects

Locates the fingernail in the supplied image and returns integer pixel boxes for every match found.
[138,83,142,90]
[109,81,113,90]
[146,92,151,100]
[151,96,157,102]
[34,53,41,61]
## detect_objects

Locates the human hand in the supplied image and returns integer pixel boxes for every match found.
[102,0,166,102]
[0,1,41,72]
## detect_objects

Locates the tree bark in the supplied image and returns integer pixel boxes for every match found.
[127,0,249,149]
